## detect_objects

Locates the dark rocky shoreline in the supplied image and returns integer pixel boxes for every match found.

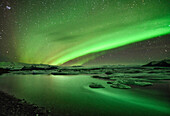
[0,91,50,116]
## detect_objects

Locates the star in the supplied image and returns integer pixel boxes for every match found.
[6,6,11,10]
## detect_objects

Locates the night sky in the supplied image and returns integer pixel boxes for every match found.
[0,0,170,66]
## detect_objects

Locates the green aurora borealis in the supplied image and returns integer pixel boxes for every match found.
[2,0,170,65]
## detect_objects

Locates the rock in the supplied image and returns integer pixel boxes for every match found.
[0,62,58,71]
[89,83,105,88]
[110,83,131,89]
[143,59,170,67]
[0,91,50,115]
[110,79,153,88]
[118,79,136,85]
[0,68,8,75]
[0,62,25,70]
[72,65,83,67]
[107,82,113,84]
[133,82,153,86]
[10,71,32,75]
[149,77,170,80]
[92,75,112,79]
[22,64,58,70]
[105,71,113,75]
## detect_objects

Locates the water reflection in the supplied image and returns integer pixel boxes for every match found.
[0,74,170,116]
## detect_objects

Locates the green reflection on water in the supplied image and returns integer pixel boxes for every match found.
[0,74,170,116]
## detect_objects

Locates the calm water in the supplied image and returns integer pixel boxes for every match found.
[0,74,170,116]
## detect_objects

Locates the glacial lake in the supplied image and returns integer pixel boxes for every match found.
[0,74,170,116]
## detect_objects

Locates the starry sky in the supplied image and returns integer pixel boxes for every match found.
[0,0,170,66]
